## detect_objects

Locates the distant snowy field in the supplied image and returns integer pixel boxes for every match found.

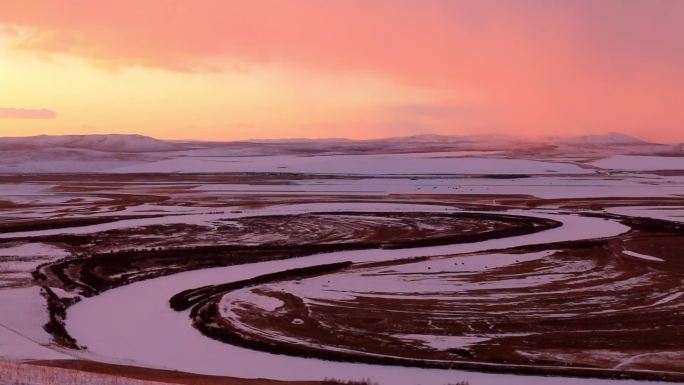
[2,151,683,175]
[591,155,684,171]
[0,150,592,174]
[193,175,684,199]
[108,153,590,174]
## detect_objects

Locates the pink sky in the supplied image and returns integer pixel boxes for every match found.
[1,1,683,142]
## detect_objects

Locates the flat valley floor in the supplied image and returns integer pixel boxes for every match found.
[2,163,684,385]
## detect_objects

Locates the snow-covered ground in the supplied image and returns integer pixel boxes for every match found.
[591,155,684,171]
[107,153,591,175]
[0,183,55,198]
[0,243,69,258]
[243,250,558,303]
[0,243,73,361]
[0,243,68,256]
[193,174,684,199]
[0,202,462,239]
[622,250,664,262]
[605,206,684,223]
[0,287,72,360]
[0,243,69,288]
[66,203,635,385]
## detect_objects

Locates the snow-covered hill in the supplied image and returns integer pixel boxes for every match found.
[0,133,681,173]
[0,134,182,152]
[552,132,648,146]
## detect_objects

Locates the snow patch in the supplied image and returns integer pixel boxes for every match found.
[395,334,490,350]
[623,250,664,262]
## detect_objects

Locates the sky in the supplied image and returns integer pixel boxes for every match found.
[1,0,683,142]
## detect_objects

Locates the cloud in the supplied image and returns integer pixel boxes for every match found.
[3,1,682,79]
[387,104,472,120]
[0,107,58,119]
[1,1,683,140]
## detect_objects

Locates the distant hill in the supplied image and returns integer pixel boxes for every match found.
[0,132,663,154]
[0,134,182,152]
[0,132,678,174]
[552,132,648,146]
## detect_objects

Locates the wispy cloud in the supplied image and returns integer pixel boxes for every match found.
[0,107,57,119]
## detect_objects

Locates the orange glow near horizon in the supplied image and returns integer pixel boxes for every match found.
[1,1,683,143]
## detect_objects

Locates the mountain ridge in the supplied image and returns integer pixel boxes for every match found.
[0,132,682,174]
[0,132,665,152]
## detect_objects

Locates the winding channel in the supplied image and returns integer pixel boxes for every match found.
[63,203,649,385]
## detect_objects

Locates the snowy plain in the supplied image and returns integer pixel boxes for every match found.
[192,174,684,199]
[107,153,592,175]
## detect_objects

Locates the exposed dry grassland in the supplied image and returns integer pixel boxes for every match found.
[1,360,171,385]
[2,360,321,385]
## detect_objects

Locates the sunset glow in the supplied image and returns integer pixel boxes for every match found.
[1,0,683,142]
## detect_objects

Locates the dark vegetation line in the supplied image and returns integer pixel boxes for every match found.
[41,287,83,349]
